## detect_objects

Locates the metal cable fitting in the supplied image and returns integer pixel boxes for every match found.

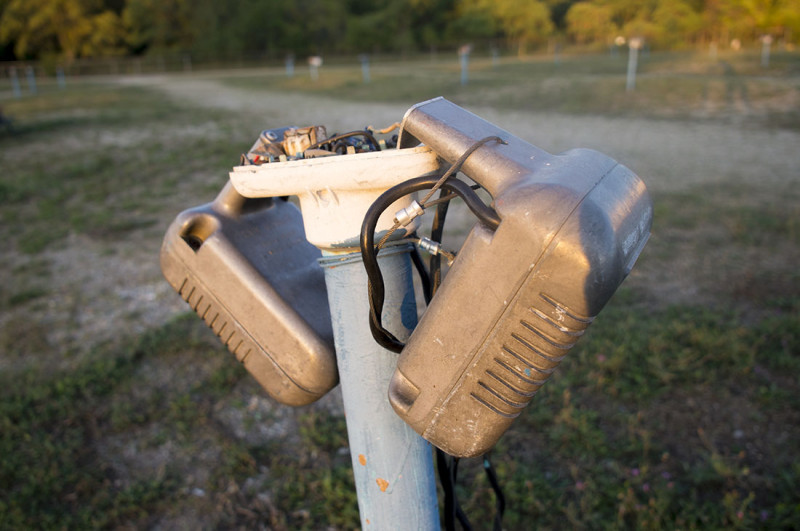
[418,236,441,256]
[394,200,425,227]
[418,237,457,265]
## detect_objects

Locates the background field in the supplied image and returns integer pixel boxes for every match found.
[1,51,799,529]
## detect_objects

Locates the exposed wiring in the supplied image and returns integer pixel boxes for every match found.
[409,244,432,305]
[368,122,401,135]
[429,191,450,295]
[305,130,380,152]
[360,134,504,353]
[373,135,504,251]
[484,454,506,531]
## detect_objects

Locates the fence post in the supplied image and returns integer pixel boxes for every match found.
[309,56,322,81]
[459,44,471,86]
[626,38,643,92]
[25,66,37,95]
[761,35,772,68]
[285,54,295,78]
[10,67,21,98]
[359,54,370,84]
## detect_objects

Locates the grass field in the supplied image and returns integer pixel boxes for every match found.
[1,50,799,529]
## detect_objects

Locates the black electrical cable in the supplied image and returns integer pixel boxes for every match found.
[415,136,505,209]
[409,244,432,305]
[359,137,508,530]
[430,188,501,531]
[361,188,505,531]
[451,457,472,530]
[436,449,458,530]
[417,196,508,531]
[483,454,506,531]
[438,447,477,531]
[359,176,500,352]
[429,192,450,296]
[424,184,482,209]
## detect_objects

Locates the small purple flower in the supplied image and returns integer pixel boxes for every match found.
[760,510,769,522]
[642,483,650,492]
[597,354,607,363]
[661,471,671,480]
[575,481,586,491]
[630,468,640,477]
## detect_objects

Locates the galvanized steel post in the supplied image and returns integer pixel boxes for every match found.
[319,246,439,530]
[229,141,445,528]
[10,67,21,98]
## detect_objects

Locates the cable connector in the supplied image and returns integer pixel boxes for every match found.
[394,200,425,227]
[418,237,456,266]
[418,236,441,256]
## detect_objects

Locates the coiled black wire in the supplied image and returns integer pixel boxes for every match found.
[359,175,500,353]
[359,141,507,531]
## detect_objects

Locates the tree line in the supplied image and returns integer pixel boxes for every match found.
[1,0,798,63]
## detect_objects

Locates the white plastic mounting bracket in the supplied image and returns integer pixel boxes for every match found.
[229,146,443,250]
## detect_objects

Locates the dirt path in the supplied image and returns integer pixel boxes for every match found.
[136,74,800,194]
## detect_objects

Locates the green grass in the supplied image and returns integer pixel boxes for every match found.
[7,299,795,528]
[222,50,800,127]
[0,314,356,529]
[0,55,798,528]
[0,324,177,528]
[0,84,246,255]
[429,297,800,529]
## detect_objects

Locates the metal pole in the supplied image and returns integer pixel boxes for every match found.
[10,67,21,98]
[360,54,370,84]
[319,245,439,530]
[25,66,37,95]
[285,54,295,78]
[626,38,641,93]
[459,48,469,86]
[761,35,772,68]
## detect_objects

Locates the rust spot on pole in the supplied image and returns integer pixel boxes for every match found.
[376,478,389,492]
[358,454,367,466]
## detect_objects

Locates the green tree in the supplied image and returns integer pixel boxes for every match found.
[122,0,193,53]
[449,0,499,42]
[566,1,616,46]
[464,0,554,55]
[651,0,702,48]
[409,0,460,50]
[342,0,464,52]
[0,0,123,60]
[566,0,705,49]
[739,0,800,38]
[779,0,800,38]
